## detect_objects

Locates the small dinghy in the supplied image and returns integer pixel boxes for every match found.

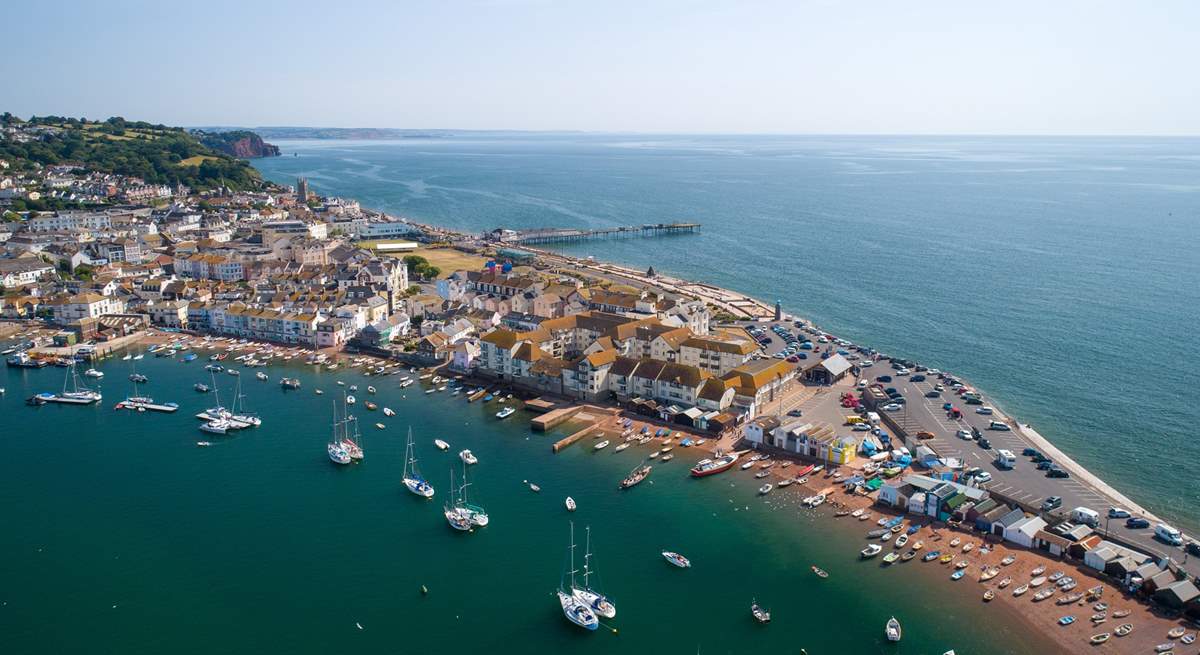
[565,497,576,512]
[885,616,902,642]
[751,599,771,624]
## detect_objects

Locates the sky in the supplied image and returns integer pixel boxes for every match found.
[4,0,1199,134]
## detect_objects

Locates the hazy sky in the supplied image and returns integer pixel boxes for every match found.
[5,0,1198,134]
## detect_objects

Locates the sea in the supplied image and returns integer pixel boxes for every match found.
[254,134,1200,528]
[2,134,1196,654]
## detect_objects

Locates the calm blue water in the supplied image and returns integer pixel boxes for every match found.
[255,135,1200,530]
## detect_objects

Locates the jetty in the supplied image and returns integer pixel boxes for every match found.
[488,222,700,245]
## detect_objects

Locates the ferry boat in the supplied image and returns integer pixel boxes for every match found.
[690,451,741,477]
[496,406,516,419]
[620,465,652,489]
[402,428,435,498]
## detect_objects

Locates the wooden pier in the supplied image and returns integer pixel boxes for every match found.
[493,222,700,246]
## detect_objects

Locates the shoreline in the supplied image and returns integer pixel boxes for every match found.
[12,327,1193,652]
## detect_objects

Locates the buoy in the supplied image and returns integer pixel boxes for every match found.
[421,585,428,595]
[356,622,363,630]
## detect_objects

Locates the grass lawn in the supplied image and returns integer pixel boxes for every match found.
[178,155,219,166]
[371,245,488,278]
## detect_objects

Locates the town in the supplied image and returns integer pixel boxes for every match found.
[3,116,1199,651]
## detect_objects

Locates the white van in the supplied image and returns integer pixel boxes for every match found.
[1071,507,1100,527]
[1156,523,1184,546]
[994,449,1016,469]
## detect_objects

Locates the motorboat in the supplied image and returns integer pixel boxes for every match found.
[346,395,356,405]
[84,368,104,378]
[383,407,395,417]
[593,440,610,451]
[758,483,773,495]
[565,497,576,512]
[200,419,231,434]
[434,439,450,451]
[861,544,883,559]
[662,551,691,568]
[886,616,902,642]
[496,406,516,419]
[255,372,268,381]
[751,599,771,624]
[459,449,477,465]
[614,442,630,452]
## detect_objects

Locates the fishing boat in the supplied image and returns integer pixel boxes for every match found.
[662,551,691,568]
[751,599,771,624]
[593,440,610,451]
[861,544,883,559]
[402,428,435,498]
[459,449,477,465]
[758,483,773,495]
[565,497,576,512]
[434,439,450,451]
[811,566,828,578]
[922,550,942,562]
[572,526,615,619]
[950,569,964,580]
[1114,623,1132,636]
[557,524,599,631]
[886,616,902,642]
[1013,584,1030,597]
[1059,615,1076,626]
[690,451,741,477]
[1088,633,1110,645]
[983,589,995,602]
[496,406,516,419]
[619,465,652,490]
[1168,627,1187,639]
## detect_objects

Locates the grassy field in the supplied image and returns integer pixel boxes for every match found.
[367,245,488,278]
[177,155,219,166]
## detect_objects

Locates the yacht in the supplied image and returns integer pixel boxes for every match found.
[402,427,435,498]
[662,551,691,568]
[558,523,599,631]
[495,406,516,419]
[572,526,616,619]
[443,468,474,531]
[41,358,102,405]
[327,403,352,465]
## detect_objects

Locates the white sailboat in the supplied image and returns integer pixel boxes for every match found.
[40,356,102,405]
[229,378,262,427]
[557,522,599,631]
[459,462,488,527]
[573,526,616,619]
[402,427,435,498]
[443,468,473,531]
[327,401,351,465]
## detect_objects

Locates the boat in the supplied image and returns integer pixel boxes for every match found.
[949,537,961,547]
[861,544,883,559]
[375,423,386,430]
[751,599,771,624]
[529,482,541,492]
[1154,643,1175,653]
[383,407,395,417]
[572,526,615,619]
[1034,588,1056,602]
[83,368,104,378]
[327,402,352,465]
[620,465,652,490]
[778,478,794,487]
[950,569,964,580]
[1030,576,1047,588]
[459,449,477,465]
[367,386,376,395]
[1088,633,1110,645]
[346,395,356,405]
[900,550,916,562]
[593,440,610,451]
[196,441,211,447]
[1112,609,1130,618]
[662,551,691,568]
[195,383,210,392]
[1013,584,1030,597]
[1057,593,1083,605]
[886,616,902,642]
[1031,565,1047,576]
[200,419,231,434]
[894,534,909,549]
[961,542,974,553]
[939,554,953,564]
[40,358,103,405]
[648,450,660,459]
[922,550,941,562]
[690,451,741,477]
[758,483,773,495]
[443,468,474,531]
[402,428,434,498]
[983,589,995,602]
[496,406,516,419]
[811,566,829,578]
[227,369,239,376]
[434,439,450,451]
[365,401,377,411]
[1001,555,1016,566]
[455,461,488,527]
[1183,633,1197,645]
[980,567,999,581]
[614,442,630,453]
[128,373,148,383]
[557,524,599,631]
[1114,623,1132,636]
[565,497,576,512]
[1048,571,1064,582]
[1168,627,1187,639]
[255,372,268,381]
[1059,615,1076,626]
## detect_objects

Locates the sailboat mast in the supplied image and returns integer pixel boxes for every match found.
[569,521,578,588]
[582,526,592,588]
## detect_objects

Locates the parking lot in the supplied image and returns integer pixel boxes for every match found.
[728,317,1200,577]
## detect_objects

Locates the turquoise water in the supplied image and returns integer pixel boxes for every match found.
[255,135,1200,531]
[0,355,1048,653]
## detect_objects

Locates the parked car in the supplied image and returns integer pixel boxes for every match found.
[1036,460,1054,470]
[787,409,803,417]
[1156,524,1184,546]
[882,403,903,412]
[976,406,994,415]
[1185,541,1200,556]
[876,375,893,383]
[974,471,992,483]
[925,390,940,398]
[910,374,926,382]
[988,421,1011,431]
[1023,447,1041,457]
[1126,518,1151,530]
[977,437,991,449]
[956,429,973,440]
[1041,496,1063,511]
[1046,467,1069,479]
[852,423,872,431]
[1107,507,1131,519]
[1031,453,1051,464]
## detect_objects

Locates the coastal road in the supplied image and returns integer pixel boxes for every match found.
[878,368,1200,576]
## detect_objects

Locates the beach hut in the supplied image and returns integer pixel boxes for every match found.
[1003,515,1047,549]
[1154,580,1200,610]
[989,507,1025,538]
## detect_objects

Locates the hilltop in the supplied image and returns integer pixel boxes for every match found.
[0,114,269,191]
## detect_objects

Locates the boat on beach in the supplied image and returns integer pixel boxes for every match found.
[690,451,741,477]
[861,544,883,559]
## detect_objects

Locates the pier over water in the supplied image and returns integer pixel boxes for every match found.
[487,222,700,245]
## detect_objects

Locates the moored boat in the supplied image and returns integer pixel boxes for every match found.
[886,616,902,642]
[751,599,771,624]
[662,551,691,568]
[620,465,652,490]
